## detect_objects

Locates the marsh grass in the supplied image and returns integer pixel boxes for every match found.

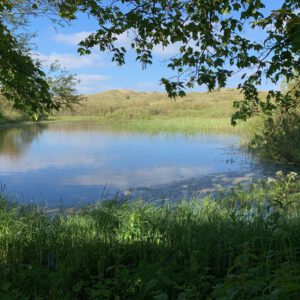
[49,89,265,133]
[1,172,300,299]
[1,89,265,133]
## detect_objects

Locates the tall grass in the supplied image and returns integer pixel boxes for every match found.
[0,96,26,123]
[101,117,246,134]
[1,172,300,299]
[61,89,240,118]
[49,89,265,133]
[1,89,267,133]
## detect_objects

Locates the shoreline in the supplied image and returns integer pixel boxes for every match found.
[0,115,250,134]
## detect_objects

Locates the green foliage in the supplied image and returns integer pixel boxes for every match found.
[0,21,55,118]
[0,1,81,121]
[0,173,300,299]
[1,1,300,123]
[249,111,300,165]
[47,64,83,113]
[55,0,300,124]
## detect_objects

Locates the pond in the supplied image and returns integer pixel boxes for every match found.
[0,121,297,207]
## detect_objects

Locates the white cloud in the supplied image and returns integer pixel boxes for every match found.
[34,52,103,69]
[76,74,111,94]
[54,31,92,45]
[115,31,132,46]
[54,31,132,47]
[153,43,181,56]
[65,165,213,189]
[53,30,181,57]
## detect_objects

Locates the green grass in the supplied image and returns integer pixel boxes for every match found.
[1,172,300,299]
[45,115,251,134]
[106,117,254,134]
[69,89,239,119]
[46,88,266,133]
[1,88,266,133]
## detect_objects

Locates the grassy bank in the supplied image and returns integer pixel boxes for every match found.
[51,89,253,133]
[1,89,263,133]
[1,172,300,299]
[46,115,252,134]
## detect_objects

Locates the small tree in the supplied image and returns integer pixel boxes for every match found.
[0,0,81,120]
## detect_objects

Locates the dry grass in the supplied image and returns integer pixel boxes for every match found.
[1,89,266,133]
[58,88,243,119]
[51,88,262,132]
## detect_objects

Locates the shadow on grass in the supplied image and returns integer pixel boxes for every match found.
[1,182,300,299]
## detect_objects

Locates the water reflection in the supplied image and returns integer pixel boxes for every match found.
[0,121,298,208]
[0,124,47,158]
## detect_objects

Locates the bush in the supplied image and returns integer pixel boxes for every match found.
[249,111,300,165]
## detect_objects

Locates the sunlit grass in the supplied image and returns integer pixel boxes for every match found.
[1,89,266,133]
[48,88,265,133]
[108,117,243,133]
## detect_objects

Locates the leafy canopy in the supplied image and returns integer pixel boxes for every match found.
[0,0,300,123]
[0,0,81,120]
[59,0,300,124]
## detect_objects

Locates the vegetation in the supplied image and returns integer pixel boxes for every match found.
[0,1,299,123]
[247,78,300,165]
[59,89,239,118]
[0,172,299,299]
[48,89,259,133]
[0,95,26,123]
[73,0,300,123]
[0,1,82,120]
[248,110,300,165]
[1,1,300,298]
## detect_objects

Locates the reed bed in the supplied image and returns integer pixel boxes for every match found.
[1,89,265,133]
[0,172,300,299]
[50,89,263,133]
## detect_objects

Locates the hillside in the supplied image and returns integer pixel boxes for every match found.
[1,89,264,133]
[61,88,242,119]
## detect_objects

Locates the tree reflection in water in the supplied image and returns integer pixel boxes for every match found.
[0,123,47,158]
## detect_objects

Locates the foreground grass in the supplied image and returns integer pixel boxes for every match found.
[1,172,300,299]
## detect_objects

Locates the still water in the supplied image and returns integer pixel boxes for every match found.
[0,122,296,207]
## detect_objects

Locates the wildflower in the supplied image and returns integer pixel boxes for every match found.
[267,177,276,184]
[287,172,298,181]
[276,170,284,177]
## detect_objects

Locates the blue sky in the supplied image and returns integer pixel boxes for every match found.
[28,0,284,94]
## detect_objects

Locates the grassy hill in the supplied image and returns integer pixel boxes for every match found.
[59,88,240,119]
[1,89,262,133]
[52,88,260,133]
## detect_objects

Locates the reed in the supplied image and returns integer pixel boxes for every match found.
[49,89,264,133]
